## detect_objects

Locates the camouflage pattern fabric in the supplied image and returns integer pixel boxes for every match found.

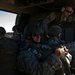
[43,54,62,75]
[46,37,72,75]
[17,43,62,75]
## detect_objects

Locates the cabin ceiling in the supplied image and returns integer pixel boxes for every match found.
[0,0,75,14]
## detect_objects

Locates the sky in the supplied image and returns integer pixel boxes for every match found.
[0,10,17,32]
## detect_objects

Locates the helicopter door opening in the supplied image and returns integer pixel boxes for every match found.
[0,10,17,38]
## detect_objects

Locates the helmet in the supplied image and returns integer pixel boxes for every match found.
[49,25,62,36]
[24,24,42,37]
[0,27,6,34]
[12,25,17,31]
[12,25,21,32]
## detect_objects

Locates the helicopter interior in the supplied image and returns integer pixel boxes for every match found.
[0,0,75,42]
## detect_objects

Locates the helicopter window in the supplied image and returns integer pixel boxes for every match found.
[0,10,17,33]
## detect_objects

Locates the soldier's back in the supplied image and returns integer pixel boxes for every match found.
[0,37,18,75]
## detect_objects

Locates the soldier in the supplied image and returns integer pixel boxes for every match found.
[17,24,63,75]
[46,25,65,47]
[43,5,73,28]
[46,25,73,75]
[42,5,74,42]
[12,25,23,49]
[0,27,18,75]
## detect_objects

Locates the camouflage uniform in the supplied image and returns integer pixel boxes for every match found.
[46,25,73,75]
[43,12,72,28]
[43,11,74,42]
[46,36,75,75]
[17,42,63,75]
[17,24,62,75]
[46,38,66,75]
